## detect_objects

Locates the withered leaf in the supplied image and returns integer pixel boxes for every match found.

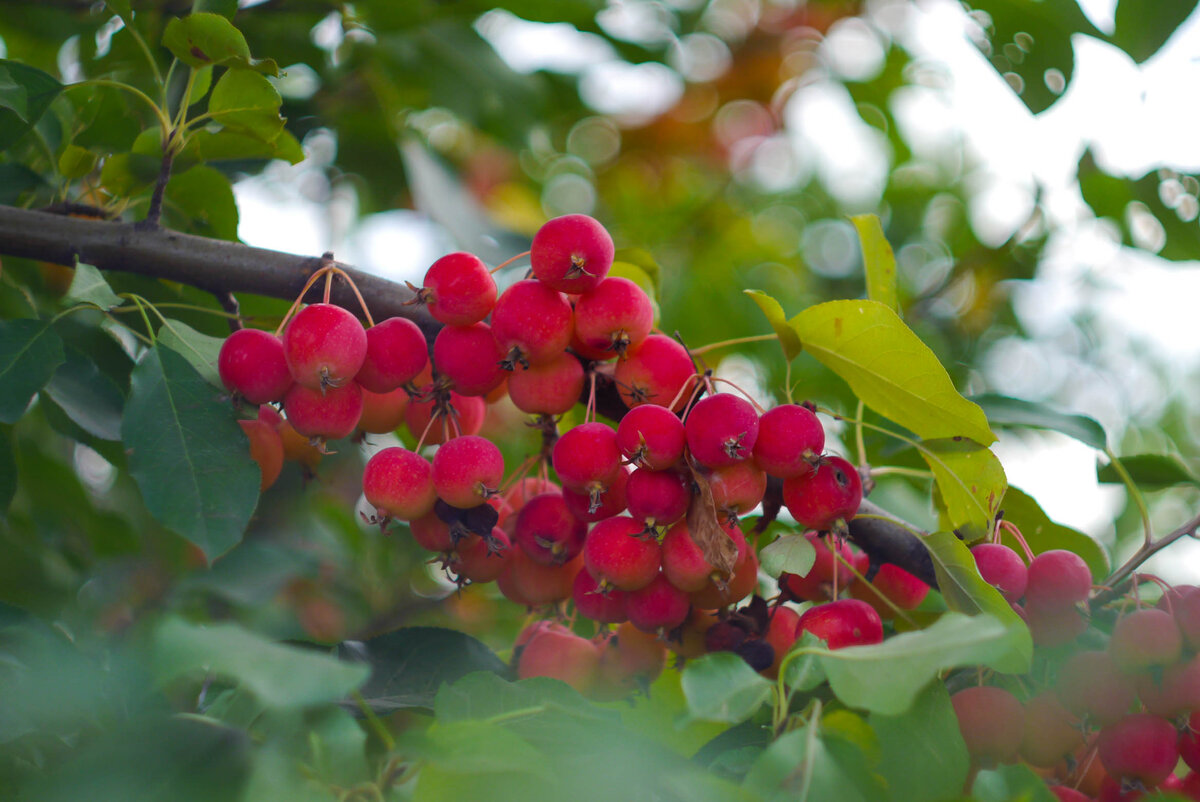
[686,459,739,577]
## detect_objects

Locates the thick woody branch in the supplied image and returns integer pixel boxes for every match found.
[0,205,439,339]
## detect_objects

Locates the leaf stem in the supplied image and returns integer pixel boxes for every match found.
[689,333,779,356]
[1104,448,1153,547]
[129,295,157,344]
[352,691,395,752]
[868,466,933,480]
[854,399,867,470]
[104,3,164,89]
[67,80,171,139]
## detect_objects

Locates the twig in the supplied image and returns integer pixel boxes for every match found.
[1092,511,1200,607]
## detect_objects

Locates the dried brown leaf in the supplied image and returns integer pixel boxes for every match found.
[686,461,739,576]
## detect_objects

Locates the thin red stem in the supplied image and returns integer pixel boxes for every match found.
[490,250,531,275]
[710,376,767,414]
[999,520,1036,564]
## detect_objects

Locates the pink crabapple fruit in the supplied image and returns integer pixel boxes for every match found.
[282,303,367,390]
[529,213,614,295]
[218,328,293,404]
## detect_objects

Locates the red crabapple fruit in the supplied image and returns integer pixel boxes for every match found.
[218,328,293,404]
[685,393,760,468]
[572,276,654,356]
[419,251,497,326]
[1019,692,1084,768]
[616,403,686,470]
[1109,607,1182,673]
[514,492,588,565]
[432,435,504,509]
[572,568,628,624]
[763,606,801,678]
[625,573,690,633]
[848,563,930,619]
[491,279,574,368]
[708,461,768,517]
[796,599,883,650]
[552,422,622,498]
[950,686,1025,766]
[780,532,856,603]
[450,527,511,584]
[530,213,614,295]
[433,322,506,396]
[562,467,628,523]
[357,387,409,434]
[752,403,824,479]
[409,509,454,553]
[282,303,367,390]
[782,455,862,532]
[690,550,759,609]
[238,416,284,491]
[500,549,583,607]
[614,334,697,412]
[1097,713,1179,788]
[583,516,661,591]
[404,390,485,445]
[970,543,1028,603]
[516,623,600,693]
[660,520,739,593]
[356,316,428,393]
[283,381,363,440]
[506,351,585,415]
[362,447,436,521]
[1055,650,1137,725]
[1025,549,1092,608]
[626,467,691,529]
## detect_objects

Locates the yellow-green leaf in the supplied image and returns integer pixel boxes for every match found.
[918,438,1006,532]
[850,214,897,312]
[788,300,995,444]
[744,289,801,361]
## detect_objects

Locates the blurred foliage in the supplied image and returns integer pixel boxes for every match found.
[1,0,1200,799]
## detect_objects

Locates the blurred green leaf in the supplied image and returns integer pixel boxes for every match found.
[207,69,285,142]
[1098,453,1198,489]
[154,617,369,708]
[918,438,1006,532]
[1112,0,1199,61]
[57,144,96,179]
[745,289,802,362]
[970,392,1108,450]
[922,532,1031,673]
[121,346,259,560]
[188,64,214,105]
[193,0,238,20]
[782,632,828,693]
[0,59,62,151]
[972,762,1058,802]
[850,214,897,312]
[99,151,160,196]
[613,247,661,292]
[0,163,45,204]
[0,318,64,423]
[164,164,239,241]
[999,487,1108,578]
[869,682,969,802]
[162,13,277,74]
[759,532,817,579]
[789,300,996,444]
[0,427,13,514]
[42,344,124,440]
[742,713,884,801]
[184,127,303,164]
[962,0,1101,114]
[343,627,509,715]
[64,261,123,310]
[815,612,1027,715]
[680,652,772,724]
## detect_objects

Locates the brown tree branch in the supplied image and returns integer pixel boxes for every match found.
[0,204,439,339]
[1091,511,1200,608]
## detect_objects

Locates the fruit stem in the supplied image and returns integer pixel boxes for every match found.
[1104,448,1153,547]
[998,520,1036,564]
[667,373,704,416]
[489,250,531,275]
[710,376,767,414]
[327,265,377,327]
[853,400,867,470]
[274,264,334,336]
[322,268,333,304]
[688,332,779,356]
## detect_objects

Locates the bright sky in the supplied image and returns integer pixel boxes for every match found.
[234,0,1200,577]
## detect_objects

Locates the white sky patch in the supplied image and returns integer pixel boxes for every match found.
[476,10,617,73]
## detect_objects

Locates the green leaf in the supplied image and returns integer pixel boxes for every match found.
[405,720,553,778]
[1112,0,1198,62]
[612,247,661,292]
[157,317,225,387]
[64,261,123,310]
[1098,453,1198,489]
[815,612,1027,714]
[918,438,1006,532]
[759,533,817,579]
[0,426,15,514]
[0,163,46,205]
[184,128,304,164]
[962,0,1102,114]
[99,151,160,196]
[121,346,259,560]
[782,632,828,693]
[999,487,1108,579]
[972,763,1058,802]
[164,164,239,241]
[0,318,65,423]
[207,68,285,143]
[57,143,97,179]
[969,392,1107,450]
[789,300,996,444]
[744,289,802,361]
[680,651,773,724]
[343,627,509,715]
[850,214,898,312]
[922,532,1032,673]
[869,683,969,802]
[192,0,238,19]
[161,13,273,73]
[609,261,660,322]
[188,64,214,105]
[0,59,63,151]
[42,345,125,440]
[606,668,727,757]
[743,713,885,800]
[154,617,369,708]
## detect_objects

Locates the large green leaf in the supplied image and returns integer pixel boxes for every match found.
[745,289,802,361]
[42,344,125,440]
[869,683,969,802]
[162,13,277,74]
[63,262,123,310]
[814,612,1027,715]
[850,214,898,312]
[962,0,1102,114]
[0,59,62,151]
[970,392,1107,450]
[164,164,239,241]
[680,651,773,724]
[788,300,995,444]
[184,128,304,165]
[922,532,1032,673]
[1112,0,1199,62]
[999,487,1108,578]
[759,533,817,579]
[972,763,1058,802]
[153,617,369,708]
[157,317,225,388]
[0,318,65,423]
[207,68,285,143]
[342,627,509,714]
[1097,453,1198,489]
[121,346,259,560]
[742,713,885,801]
[918,438,1006,532]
